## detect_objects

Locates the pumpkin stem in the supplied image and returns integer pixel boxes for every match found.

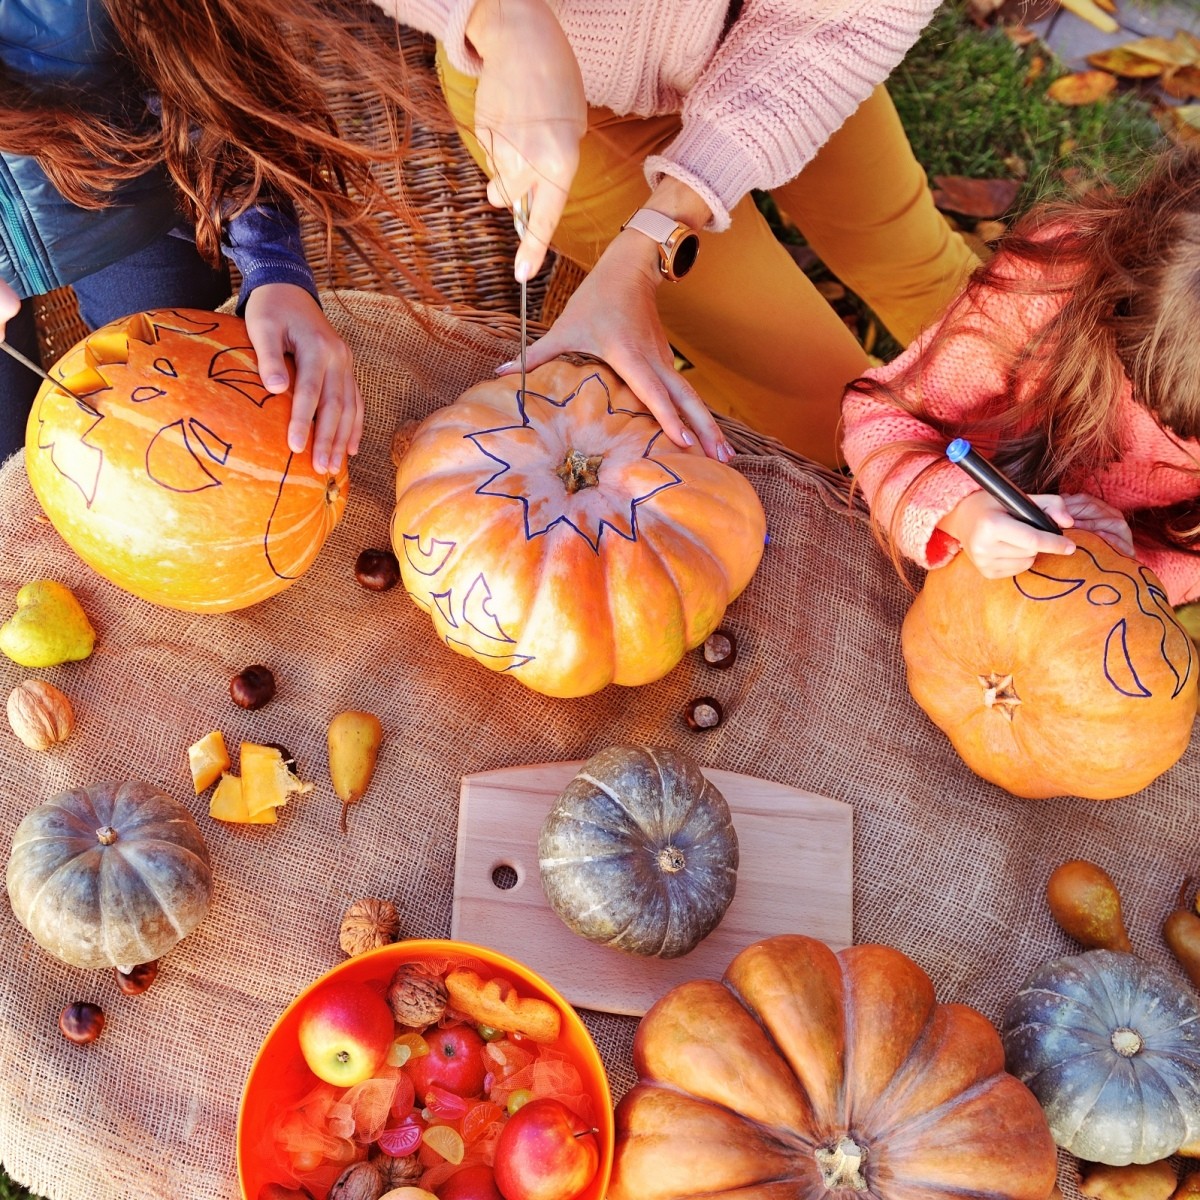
[979,672,1021,720]
[555,448,603,493]
[1111,1026,1144,1057]
[96,826,118,846]
[815,1136,868,1190]
[657,846,686,874]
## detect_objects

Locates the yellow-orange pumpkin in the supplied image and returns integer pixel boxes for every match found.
[902,531,1197,799]
[611,934,1057,1200]
[25,309,347,612]
[390,360,766,697]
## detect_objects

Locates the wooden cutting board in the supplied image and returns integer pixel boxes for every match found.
[451,760,853,1016]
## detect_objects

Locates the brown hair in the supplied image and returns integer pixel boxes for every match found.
[0,0,452,296]
[848,144,1200,571]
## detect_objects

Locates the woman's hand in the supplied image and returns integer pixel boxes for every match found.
[1058,492,1135,557]
[939,489,1078,578]
[465,0,586,281]
[244,283,362,474]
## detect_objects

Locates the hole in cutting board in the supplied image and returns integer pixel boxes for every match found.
[491,863,519,890]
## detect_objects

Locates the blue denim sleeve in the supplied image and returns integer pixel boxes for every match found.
[223,199,320,314]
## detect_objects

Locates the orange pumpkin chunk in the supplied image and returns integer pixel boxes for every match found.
[187,730,231,794]
[209,773,275,824]
[240,742,314,817]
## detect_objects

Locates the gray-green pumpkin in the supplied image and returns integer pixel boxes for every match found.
[6,780,213,971]
[1001,949,1200,1164]
[538,745,739,959]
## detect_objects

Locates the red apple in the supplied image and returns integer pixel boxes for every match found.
[493,1098,599,1200]
[437,1163,504,1200]
[296,979,394,1086]
[408,1022,487,1098]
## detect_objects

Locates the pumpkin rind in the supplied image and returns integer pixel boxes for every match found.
[25,309,347,612]
[391,360,766,697]
[901,531,1197,799]
[538,745,739,959]
[1002,949,1200,1165]
[5,780,213,970]
[609,933,1057,1200]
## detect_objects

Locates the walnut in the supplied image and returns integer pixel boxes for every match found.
[7,680,74,750]
[329,1161,385,1200]
[338,898,400,957]
[370,1150,422,1188]
[387,963,448,1027]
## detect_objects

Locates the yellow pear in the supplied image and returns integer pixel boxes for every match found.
[0,580,95,667]
[327,710,383,832]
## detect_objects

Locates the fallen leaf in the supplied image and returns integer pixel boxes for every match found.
[932,175,1021,218]
[816,280,846,302]
[1163,104,1200,147]
[1047,70,1118,105]
[1116,33,1200,68]
[1025,54,1047,84]
[975,219,1009,243]
[1162,64,1200,101]
[1004,22,1039,47]
[1091,0,1116,11]
[1058,0,1118,34]
[1086,46,1165,78]
[1003,153,1030,179]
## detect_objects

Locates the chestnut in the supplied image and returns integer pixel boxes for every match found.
[354,548,401,591]
[684,696,724,731]
[114,960,159,996]
[230,664,276,709]
[701,629,738,669]
[59,1001,105,1044]
[262,742,300,775]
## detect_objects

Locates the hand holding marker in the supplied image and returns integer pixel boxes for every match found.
[945,438,1062,535]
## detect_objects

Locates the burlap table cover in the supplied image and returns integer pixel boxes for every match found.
[0,290,1195,1199]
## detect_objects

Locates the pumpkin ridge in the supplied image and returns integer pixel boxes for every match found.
[98,843,191,965]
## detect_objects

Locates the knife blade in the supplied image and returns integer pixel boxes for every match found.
[513,193,531,400]
[0,339,88,404]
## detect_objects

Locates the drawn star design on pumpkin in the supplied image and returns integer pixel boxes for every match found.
[465,371,682,552]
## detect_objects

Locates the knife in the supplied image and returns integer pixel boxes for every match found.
[513,193,531,399]
[0,339,88,404]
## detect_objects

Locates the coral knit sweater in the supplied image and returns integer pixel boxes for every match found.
[841,252,1200,606]
[384,0,943,229]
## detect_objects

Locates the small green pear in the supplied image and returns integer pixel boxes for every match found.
[327,710,383,832]
[0,580,96,668]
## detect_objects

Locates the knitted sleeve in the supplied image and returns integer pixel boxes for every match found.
[645,0,942,230]
[372,0,483,73]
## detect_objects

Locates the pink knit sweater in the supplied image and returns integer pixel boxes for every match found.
[384,0,943,229]
[841,253,1200,606]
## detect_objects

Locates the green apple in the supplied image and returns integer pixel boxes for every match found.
[296,978,394,1087]
[0,580,96,667]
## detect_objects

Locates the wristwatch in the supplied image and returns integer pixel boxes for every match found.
[620,208,701,281]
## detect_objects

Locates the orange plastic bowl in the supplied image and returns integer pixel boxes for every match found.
[237,938,614,1200]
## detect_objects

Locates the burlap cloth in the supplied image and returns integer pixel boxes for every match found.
[0,290,1195,1199]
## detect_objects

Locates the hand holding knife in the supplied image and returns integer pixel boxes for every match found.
[0,339,88,405]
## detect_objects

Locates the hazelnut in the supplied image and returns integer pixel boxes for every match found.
[114,960,159,995]
[684,696,723,730]
[7,679,74,750]
[355,548,401,592]
[59,1001,105,1044]
[230,664,276,709]
[701,629,738,670]
[339,898,401,957]
[387,963,448,1027]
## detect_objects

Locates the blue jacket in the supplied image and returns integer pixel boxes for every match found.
[0,0,316,304]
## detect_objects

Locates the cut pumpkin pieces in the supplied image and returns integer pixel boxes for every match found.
[210,773,276,824]
[208,741,313,825]
[188,730,232,794]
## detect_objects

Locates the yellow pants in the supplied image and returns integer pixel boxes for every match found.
[437,48,978,465]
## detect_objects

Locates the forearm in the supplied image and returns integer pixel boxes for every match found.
[224,201,319,313]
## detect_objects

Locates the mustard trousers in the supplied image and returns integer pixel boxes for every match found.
[437,49,978,465]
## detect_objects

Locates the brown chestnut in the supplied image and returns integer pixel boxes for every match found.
[355,548,401,591]
[701,629,738,669]
[261,742,299,775]
[114,960,159,996]
[684,696,724,730]
[230,664,276,709]
[59,1001,105,1044]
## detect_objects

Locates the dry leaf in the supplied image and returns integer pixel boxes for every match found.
[1047,70,1118,105]
[1091,0,1116,11]
[1163,104,1200,147]
[975,219,1009,243]
[1003,153,1029,178]
[1162,64,1200,101]
[932,175,1021,218]
[816,280,846,302]
[1116,33,1200,69]
[1058,0,1118,34]
[1004,23,1039,47]
[1086,46,1165,78]
[1025,54,1047,83]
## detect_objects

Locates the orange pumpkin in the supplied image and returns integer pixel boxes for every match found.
[611,934,1057,1200]
[391,360,766,697]
[25,309,347,612]
[902,531,1197,799]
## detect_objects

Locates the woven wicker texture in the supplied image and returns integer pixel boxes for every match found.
[0,291,1195,1198]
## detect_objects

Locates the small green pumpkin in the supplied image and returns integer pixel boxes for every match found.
[1002,949,1200,1164]
[538,745,739,959]
[6,780,213,971]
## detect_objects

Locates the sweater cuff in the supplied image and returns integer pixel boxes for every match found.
[898,471,981,569]
[388,0,482,74]
[224,204,319,315]
[643,156,734,232]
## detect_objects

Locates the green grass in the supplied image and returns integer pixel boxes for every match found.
[0,1169,40,1200]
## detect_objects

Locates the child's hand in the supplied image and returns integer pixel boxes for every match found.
[244,283,362,474]
[940,489,1077,578]
[1058,492,1135,559]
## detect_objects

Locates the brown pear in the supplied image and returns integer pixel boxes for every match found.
[327,710,383,833]
[1164,877,1200,991]
[1045,859,1133,952]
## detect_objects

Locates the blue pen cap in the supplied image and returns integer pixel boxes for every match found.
[946,437,971,463]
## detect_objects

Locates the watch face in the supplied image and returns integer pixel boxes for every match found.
[671,232,700,279]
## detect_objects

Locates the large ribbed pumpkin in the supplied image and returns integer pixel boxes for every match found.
[25,309,348,611]
[6,780,213,971]
[611,934,1057,1200]
[902,531,1197,799]
[390,360,766,697]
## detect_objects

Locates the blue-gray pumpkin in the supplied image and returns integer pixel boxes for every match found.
[1001,949,1200,1164]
